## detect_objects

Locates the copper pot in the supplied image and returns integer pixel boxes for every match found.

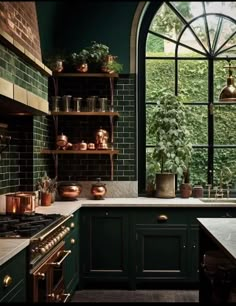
[6,192,36,214]
[58,182,82,200]
[56,133,68,149]
[91,178,107,200]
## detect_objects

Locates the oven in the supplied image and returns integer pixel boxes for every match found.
[30,241,71,303]
[0,212,73,303]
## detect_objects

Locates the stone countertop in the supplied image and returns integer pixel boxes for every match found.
[0,239,29,266]
[197,218,236,261]
[1,196,236,267]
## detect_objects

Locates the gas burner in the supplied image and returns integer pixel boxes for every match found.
[0,213,63,238]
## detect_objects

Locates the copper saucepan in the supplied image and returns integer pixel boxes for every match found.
[6,192,37,214]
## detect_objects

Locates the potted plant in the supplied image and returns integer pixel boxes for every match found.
[85,41,110,72]
[70,50,90,72]
[43,54,65,73]
[101,56,123,73]
[36,172,57,205]
[149,91,192,198]
[179,168,192,198]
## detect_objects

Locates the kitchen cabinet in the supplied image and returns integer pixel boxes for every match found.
[0,248,27,302]
[79,206,236,289]
[79,207,131,289]
[41,72,119,180]
[64,210,80,298]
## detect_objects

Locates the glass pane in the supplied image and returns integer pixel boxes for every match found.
[205,1,236,19]
[180,27,206,54]
[146,104,156,145]
[206,15,221,52]
[214,104,236,145]
[146,33,164,55]
[146,59,175,101]
[214,60,228,102]
[185,105,208,145]
[217,46,236,57]
[191,17,209,52]
[171,2,201,21]
[178,60,208,103]
[150,2,185,41]
[191,148,208,186]
[217,36,236,56]
[213,148,236,188]
[215,18,236,53]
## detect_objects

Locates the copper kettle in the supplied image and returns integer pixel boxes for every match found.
[91,178,107,200]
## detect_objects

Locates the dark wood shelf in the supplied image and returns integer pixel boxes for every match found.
[53,72,119,78]
[41,149,119,155]
[50,111,119,117]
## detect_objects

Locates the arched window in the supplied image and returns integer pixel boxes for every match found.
[138,1,236,195]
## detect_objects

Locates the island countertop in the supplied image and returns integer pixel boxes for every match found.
[197,218,236,261]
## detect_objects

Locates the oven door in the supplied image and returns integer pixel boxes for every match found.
[31,241,71,303]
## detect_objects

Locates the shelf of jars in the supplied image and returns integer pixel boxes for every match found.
[41,149,119,155]
[50,111,119,116]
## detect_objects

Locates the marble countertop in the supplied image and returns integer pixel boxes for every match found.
[1,196,236,267]
[197,218,236,261]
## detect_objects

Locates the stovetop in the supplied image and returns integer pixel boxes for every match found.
[0,213,64,238]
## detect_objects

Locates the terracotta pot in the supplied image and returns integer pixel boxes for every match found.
[180,183,192,198]
[41,192,52,206]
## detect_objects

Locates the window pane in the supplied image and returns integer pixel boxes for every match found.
[214,105,236,145]
[205,1,236,18]
[214,148,236,187]
[146,60,175,101]
[185,105,208,145]
[190,148,208,186]
[146,104,156,145]
[171,2,204,21]
[214,60,228,102]
[215,19,236,53]
[178,60,208,103]
[150,3,185,41]
[146,33,164,54]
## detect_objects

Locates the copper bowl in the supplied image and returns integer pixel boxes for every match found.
[58,182,82,200]
[91,178,107,200]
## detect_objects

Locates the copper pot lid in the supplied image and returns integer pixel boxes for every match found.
[92,178,106,187]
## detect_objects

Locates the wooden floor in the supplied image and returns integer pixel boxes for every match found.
[70,289,199,303]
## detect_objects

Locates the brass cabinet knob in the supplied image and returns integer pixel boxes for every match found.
[71,238,76,244]
[70,222,75,228]
[3,275,12,287]
[157,214,168,221]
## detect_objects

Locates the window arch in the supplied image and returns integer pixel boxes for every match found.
[138,1,236,195]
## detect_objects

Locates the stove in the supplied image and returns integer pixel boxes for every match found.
[0,213,63,238]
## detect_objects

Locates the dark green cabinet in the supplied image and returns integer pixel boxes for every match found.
[136,225,188,283]
[79,205,236,289]
[64,210,79,297]
[79,208,130,288]
[0,248,27,302]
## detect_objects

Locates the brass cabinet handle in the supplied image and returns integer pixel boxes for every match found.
[157,214,168,221]
[3,275,12,287]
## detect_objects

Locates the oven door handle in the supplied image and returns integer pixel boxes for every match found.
[49,250,71,267]
[62,293,71,303]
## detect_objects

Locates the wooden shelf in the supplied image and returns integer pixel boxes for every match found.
[50,111,119,117]
[41,149,119,155]
[53,72,119,78]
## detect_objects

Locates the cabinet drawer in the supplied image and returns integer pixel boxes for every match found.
[0,249,26,301]
[135,208,187,225]
[187,208,236,224]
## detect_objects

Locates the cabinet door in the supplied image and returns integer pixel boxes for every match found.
[80,209,129,284]
[136,225,188,282]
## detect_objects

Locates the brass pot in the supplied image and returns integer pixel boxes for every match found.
[58,182,82,200]
[91,178,107,200]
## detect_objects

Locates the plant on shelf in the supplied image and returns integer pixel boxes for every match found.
[101,55,123,74]
[70,50,90,72]
[43,54,66,73]
[36,172,57,205]
[149,90,192,198]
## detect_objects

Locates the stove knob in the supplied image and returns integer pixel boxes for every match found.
[70,222,75,228]
[39,247,46,254]
[44,244,50,251]
[66,227,70,233]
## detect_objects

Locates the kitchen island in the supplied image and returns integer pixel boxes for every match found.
[197,218,236,303]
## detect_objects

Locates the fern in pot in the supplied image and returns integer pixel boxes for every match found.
[149,91,192,198]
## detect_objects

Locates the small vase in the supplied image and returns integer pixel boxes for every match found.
[41,192,52,206]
